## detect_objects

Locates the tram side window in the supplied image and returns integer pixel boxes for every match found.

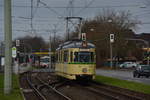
[61,51,63,62]
[91,52,94,62]
[74,52,78,62]
[70,52,73,62]
[58,51,59,62]
[59,51,61,62]
[56,53,58,62]
[64,51,68,62]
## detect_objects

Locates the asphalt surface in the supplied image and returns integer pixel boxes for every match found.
[96,69,150,85]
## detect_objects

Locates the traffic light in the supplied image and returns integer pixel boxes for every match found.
[81,33,86,41]
[110,34,114,43]
[16,40,20,47]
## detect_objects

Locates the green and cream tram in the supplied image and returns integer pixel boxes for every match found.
[55,40,96,80]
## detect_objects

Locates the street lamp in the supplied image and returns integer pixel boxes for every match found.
[49,34,52,69]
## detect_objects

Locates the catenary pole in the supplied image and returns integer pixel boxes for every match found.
[110,42,113,68]
[4,0,12,94]
[49,34,51,69]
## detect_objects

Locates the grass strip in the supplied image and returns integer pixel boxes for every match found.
[0,73,23,100]
[95,75,150,94]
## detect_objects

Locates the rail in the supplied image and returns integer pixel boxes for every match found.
[36,76,72,100]
[26,72,47,100]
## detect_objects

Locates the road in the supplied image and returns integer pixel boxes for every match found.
[96,69,150,85]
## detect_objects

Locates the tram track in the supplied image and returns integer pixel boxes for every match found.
[29,71,72,100]
[20,71,150,100]
[20,72,71,100]
[26,72,47,100]
[90,81,150,100]
[55,80,150,100]
[84,82,143,100]
[35,76,72,100]
[19,72,45,100]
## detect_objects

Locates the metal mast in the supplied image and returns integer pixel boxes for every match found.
[4,0,12,94]
[31,0,34,36]
[68,0,74,17]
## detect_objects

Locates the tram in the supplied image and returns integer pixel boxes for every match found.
[55,39,96,80]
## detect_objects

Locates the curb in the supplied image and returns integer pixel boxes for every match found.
[19,74,26,100]
[20,88,26,100]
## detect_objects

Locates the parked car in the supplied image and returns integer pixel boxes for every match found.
[133,65,150,78]
[119,62,137,68]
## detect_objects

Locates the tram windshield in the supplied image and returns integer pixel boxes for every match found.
[74,52,94,63]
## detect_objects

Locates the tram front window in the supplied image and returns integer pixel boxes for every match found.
[74,52,94,63]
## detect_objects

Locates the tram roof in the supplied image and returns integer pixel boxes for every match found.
[56,40,95,50]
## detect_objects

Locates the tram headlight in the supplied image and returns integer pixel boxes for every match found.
[82,68,87,73]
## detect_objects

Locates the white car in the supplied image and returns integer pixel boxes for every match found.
[119,62,137,68]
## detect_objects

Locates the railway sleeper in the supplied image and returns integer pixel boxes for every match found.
[36,84,47,91]
[54,80,71,89]
[22,88,34,93]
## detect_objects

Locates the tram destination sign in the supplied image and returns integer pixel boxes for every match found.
[79,49,90,51]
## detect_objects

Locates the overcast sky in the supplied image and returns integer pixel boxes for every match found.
[0,0,150,41]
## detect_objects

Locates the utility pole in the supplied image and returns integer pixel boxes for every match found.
[53,24,57,50]
[110,43,113,68]
[31,0,33,31]
[148,48,150,65]
[78,18,82,39]
[66,17,69,40]
[49,34,51,69]
[4,0,12,94]
[110,34,114,68]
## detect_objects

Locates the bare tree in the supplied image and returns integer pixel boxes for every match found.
[14,35,47,53]
[70,9,141,67]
